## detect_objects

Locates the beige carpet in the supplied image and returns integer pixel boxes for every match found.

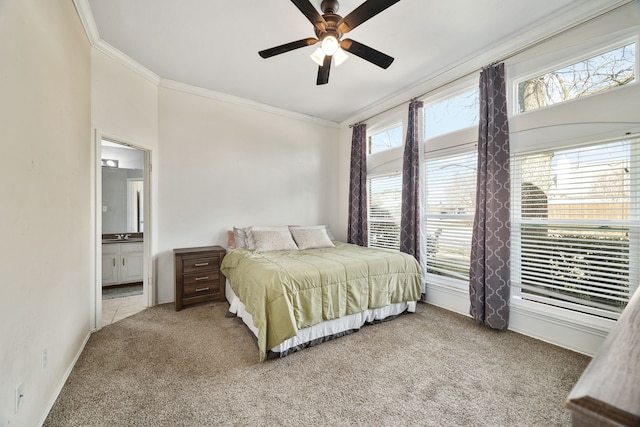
[44,302,590,426]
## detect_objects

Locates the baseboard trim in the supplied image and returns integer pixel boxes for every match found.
[424,282,471,317]
[38,331,91,426]
[509,303,610,356]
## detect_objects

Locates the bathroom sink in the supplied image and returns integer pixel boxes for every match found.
[102,238,144,244]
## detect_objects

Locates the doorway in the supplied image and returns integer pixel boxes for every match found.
[97,137,150,328]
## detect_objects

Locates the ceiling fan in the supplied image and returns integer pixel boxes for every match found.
[259,0,401,85]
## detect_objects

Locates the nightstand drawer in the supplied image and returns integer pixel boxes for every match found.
[183,274,219,297]
[182,256,218,274]
[174,245,226,311]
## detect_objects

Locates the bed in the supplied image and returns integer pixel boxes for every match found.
[221,225,422,361]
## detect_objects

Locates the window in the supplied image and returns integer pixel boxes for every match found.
[424,88,479,139]
[368,124,403,154]
[368,174,402,250]
[517,42,636,113]
[512,138,640,319]
[424,149,477,283]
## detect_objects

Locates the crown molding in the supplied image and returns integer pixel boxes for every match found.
[73,0,160,85]
[339,0,636,128]
[72,0,98,45]
[94,39,162,86]
[71,0,337,128]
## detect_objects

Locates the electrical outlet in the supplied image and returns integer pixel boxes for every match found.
[42,348,47,370]
[14,383,24,414]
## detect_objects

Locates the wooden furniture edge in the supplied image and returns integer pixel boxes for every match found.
[565,288,640,426]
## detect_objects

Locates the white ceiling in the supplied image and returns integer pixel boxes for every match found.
[82,0,626,123]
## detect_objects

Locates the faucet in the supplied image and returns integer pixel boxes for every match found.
[124,234,130,240]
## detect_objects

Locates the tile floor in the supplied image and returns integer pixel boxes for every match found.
[102,293,145,327]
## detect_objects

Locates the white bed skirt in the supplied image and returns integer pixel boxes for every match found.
[225,280,416,354]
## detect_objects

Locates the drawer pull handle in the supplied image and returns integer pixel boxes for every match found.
[194,276,209,281]
[194,262,209,267]
[195,287,210,292]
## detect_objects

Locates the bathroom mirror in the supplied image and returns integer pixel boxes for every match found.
[101,140,145,234]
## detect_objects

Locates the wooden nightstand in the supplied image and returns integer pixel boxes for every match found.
[174,245,226,311]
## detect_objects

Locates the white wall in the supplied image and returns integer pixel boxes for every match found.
[336,2,640,356]
[156,87,339,303]
[91,49,159,147]
[0,1,91,425]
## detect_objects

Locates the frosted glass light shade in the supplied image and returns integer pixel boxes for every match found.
[310,39,349,67]
[334,48,348,66]
[310,47,325,66]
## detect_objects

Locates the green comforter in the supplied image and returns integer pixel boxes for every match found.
[220,241,422,361]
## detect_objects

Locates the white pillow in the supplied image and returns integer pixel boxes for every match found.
[245,226,294,250]
[251,229,298,252]
[289,226,334,250]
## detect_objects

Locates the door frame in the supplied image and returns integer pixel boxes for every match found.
[91,129,155,331]
[126,177,144,232]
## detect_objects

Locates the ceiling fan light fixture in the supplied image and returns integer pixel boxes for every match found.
[333,47,348,66]
[260,0,399,85]
[310,46,349,67]
[321,35,339,56]
[310,47,326,66]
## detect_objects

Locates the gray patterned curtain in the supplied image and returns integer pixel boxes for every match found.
[347,123,368,246]
[469,63,511,329]
[400,100,423,261]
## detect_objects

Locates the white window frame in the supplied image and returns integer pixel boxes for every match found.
[367,172,403,251]
[510,136,640,321]
[367,122,404,155]
[510,30,639,116]
[422,144,477,291]
[422,81,480,141]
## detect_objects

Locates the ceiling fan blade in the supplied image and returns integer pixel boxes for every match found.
[291,0,327,32]
[316,55,332,85]
[337,0,401,34]
[259,38,318,58]
[340,39,394,69]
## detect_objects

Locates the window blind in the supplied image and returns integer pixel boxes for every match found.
[512,138,639,318]
[368,174,402,250]
[424,150,477,282]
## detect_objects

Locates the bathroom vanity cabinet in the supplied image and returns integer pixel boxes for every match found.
[102,241,143,286]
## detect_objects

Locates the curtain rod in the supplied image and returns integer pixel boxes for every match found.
[348,1,633,128]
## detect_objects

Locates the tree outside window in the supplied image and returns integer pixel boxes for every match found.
[518,42,636,113]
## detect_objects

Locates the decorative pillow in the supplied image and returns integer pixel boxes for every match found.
[245,226,293,250]
[290,224,334,239]
[252,229,298,252]
[233,226,250,248]
[227,230,236,249]
[289,226,334,250]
